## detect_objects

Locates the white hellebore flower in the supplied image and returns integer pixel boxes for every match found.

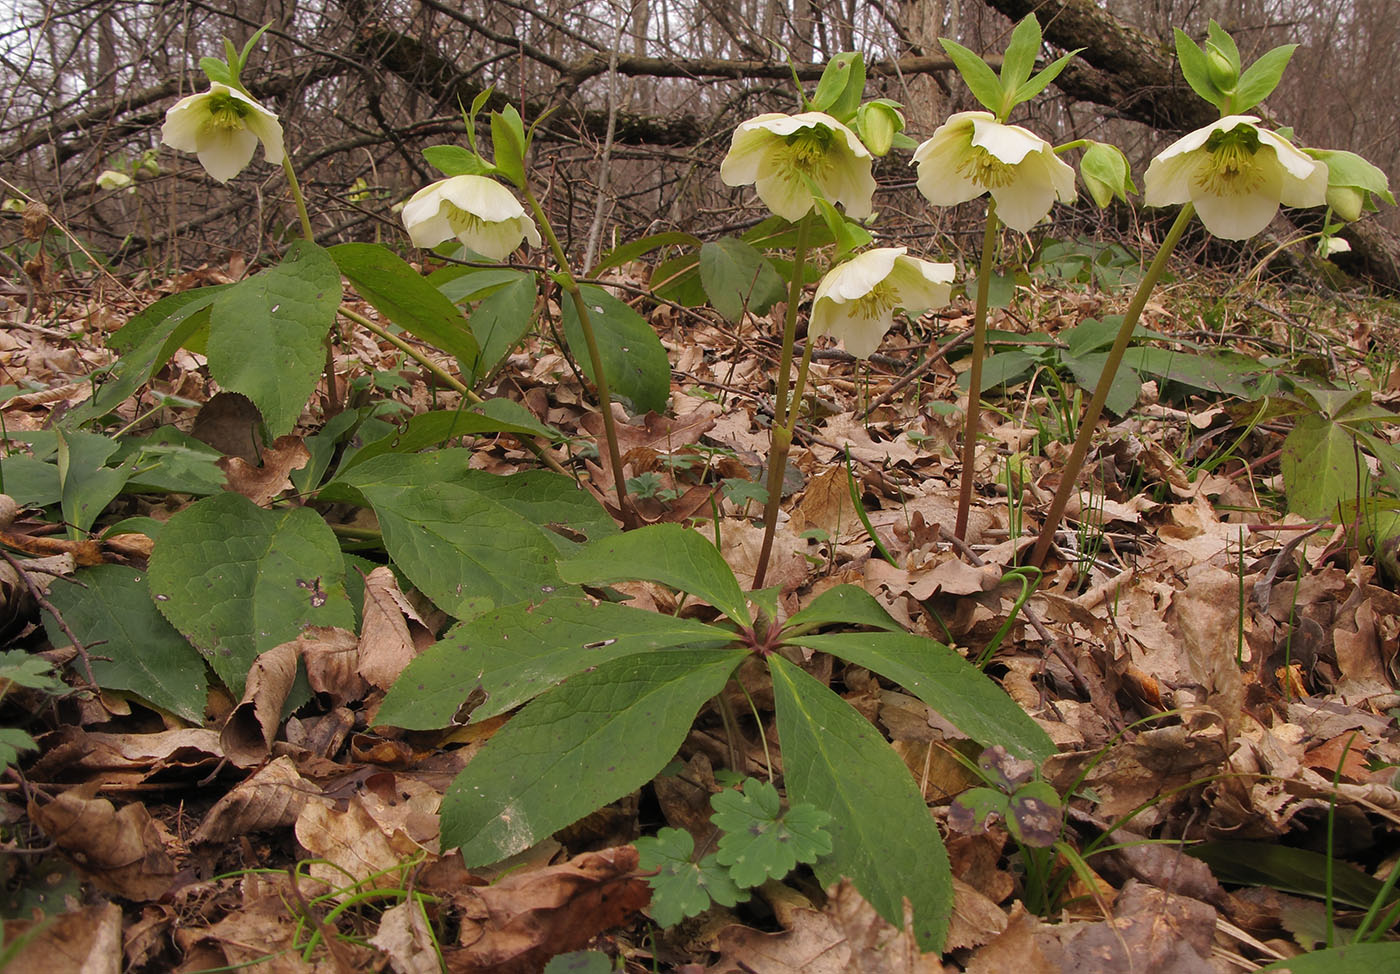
[720,112,876,222]
[913,111,1076,233]
[401,175,541,260]
[161,83,285,183]
[1143,115,1326,240]
[810,248,955,359]
[96,170,133,191]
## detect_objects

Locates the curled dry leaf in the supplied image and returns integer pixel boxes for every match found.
[295,795,427,891]
[3,901,123,974]
[298,625,366,705]
[359,566,420,690]
[193,755,325,845]
[220,641,298,767]
[218,433,311,506]
[28,783,177,902]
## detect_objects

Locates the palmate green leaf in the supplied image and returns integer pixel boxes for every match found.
[377,597,735,729]
[636,827,748,928]
[330,243,480,368]
[543,950,617,974]
[422,145,493,177]
[0,650,61,692]
[590,230,703,277]
[0,727,37,772]
[330,452,576,619]
[464,273,537,384]
[1173,28,1227,111]
[1011,49,1079,109]
[147,492,353,696]
[562,285,670,414]
[43,566,208,721]
[938,37,1005,115]
[1281,413,1369,520]
[797,632,1055,763]
[342,405,560,473]
[710,778,832,889]
[457,468,618,555]
[781,584,905,635]
[442,648,747,865]
[558,524,752,626]
[1233,43,1297,113]
[698,237,785,322]
[56,429,132,535]
[769,655,951,952]
[208,239,342,436]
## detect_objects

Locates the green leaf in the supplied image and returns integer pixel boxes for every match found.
[999,15,1042,94]
[1205,21,1241,73]
[56,430,132,534]
[0,727,37,772]
[330,452,576,618]
[543,950,618,974]
[199,57,236,87]
[342,406,559,472]
[808,52,865,121]
[146,492,353,696]
[117,428,226,496]
[636,827,748,927]
[208,240,342,436]
[710,778,832,888]
[1282,414,1368,520]
[464,273,537,384]
[1174,28,1227,111]
[651,253,706,306]
[43,565,208,721]
[377,597,734,729]
[0,456,59,507]
[108,286,228,354]
[432,266,527,304]
[456,468,619,554]
[1188,841,1397,912]
[1079,141,1135,207]
[1061,350,1142,417]
[938,37,1005,115]
[442,649,747,864]
[1259,943,1400,972]
[489,106,527,187]
[0,650,61,692]
[1233,44,1296,113]
[781,584,904,635]
[797,632,1055,763]
[562,285,670,415]
[590,231,704,277]
[558,524,751,625]
[1011,50,1078,106]
[422,145,493,177]
[330,243,480,368]
[768,655,951,952]
[699,238,785,322]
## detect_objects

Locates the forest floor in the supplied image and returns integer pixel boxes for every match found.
[2,244,1400,973]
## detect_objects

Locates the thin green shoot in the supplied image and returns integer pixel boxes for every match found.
[974,566,1041,668]
[845,446,897,568]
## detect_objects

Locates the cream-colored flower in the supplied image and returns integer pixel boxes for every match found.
[1144,115,1326,239]
[161,83,285,183]
[400,175,541,260]
[912,111,1076,233]
[810,248,955,359]
[720,112,876,222]
[96,170,133,191]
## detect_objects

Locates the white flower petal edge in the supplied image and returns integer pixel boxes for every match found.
[720,111,876,222]
[912,111,1075,233]
[161,83,284,183]
[401,175,541,261]
[810,248,956,359]
[1143,115,1327,239]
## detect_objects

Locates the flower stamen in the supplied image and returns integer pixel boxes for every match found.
[1195,127,1265,197]
[957,146,1017,189]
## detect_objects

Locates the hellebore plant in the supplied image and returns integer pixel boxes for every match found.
[809,247,955,360]
[916,16,1094,540]
[400,174,542,260]
[1026,21,1389,568]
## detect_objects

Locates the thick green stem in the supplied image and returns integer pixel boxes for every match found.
[524,190,634,526]
[753,215,814,590]
[281,156,315,243]
[954,202,1001,540]
[1028,203,1195,568]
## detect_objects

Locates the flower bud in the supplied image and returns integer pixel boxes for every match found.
[1326,185,1365,222]
[1206,45,1236,93]
[856,103,901,157]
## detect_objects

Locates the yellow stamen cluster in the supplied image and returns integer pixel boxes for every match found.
[1197,128,1264,197]
[206,93,250,131]
[958,146,1016,189]
[851,280,898,321]
[784,128,835,177]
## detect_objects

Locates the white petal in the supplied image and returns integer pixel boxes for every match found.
[160,92,211,153]
[835,312,895,359]
[438,175,529,222]
[1191,163,1284,239]
[720,116,786,186]
[969,117,1047,166]
[1256,134,1328,208]
[912,121,985,207]
[815,248,904,304]
[753,164,816,222]
[818,152,876,219]
[197,127,260,183]
[1143,151,1199,207]
[1152,115,1261,164]
[241,108,285,166]
[888,256,956,311]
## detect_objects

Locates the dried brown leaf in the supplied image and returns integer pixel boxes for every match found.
[3,901,123,974]
[219,433,310,506]
[28,784,177,901]
[193,755,324,845]
[359,566,419,690]
[221,641,298,767]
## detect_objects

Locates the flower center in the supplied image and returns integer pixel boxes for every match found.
[851,280,898,321]
[1196,126,1265,197]
[783,127,835,176]
[958,145,1017,189]
[446,205,488,237]
[206,93,250,132]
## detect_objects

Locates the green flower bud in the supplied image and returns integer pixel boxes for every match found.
[856,102,901,157]
[1206,45,1236,93]
[1326,185,1366,222]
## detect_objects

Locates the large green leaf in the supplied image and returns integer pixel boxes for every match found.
[1259,943,1400,972]
[457,469,618,554]
[1282,413,1368,520]
[1061,350,1142,417]
[147,492,353,695]
[558,524,751,625]
[699,237,785,322]
[798,632,1055,763]
[464,273,538,385]
[769,655,951,952]
[208,240,342,436]
[331,242,479,367]
[331,452,575,619]
[441,649,747,865]
[562,284,670,415]
[1188,841,1397,911]
[56,429,132,535]
[342,406,560,472]
[781,584,905,635]
[377,597,735,728]
[44,565,208,721]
